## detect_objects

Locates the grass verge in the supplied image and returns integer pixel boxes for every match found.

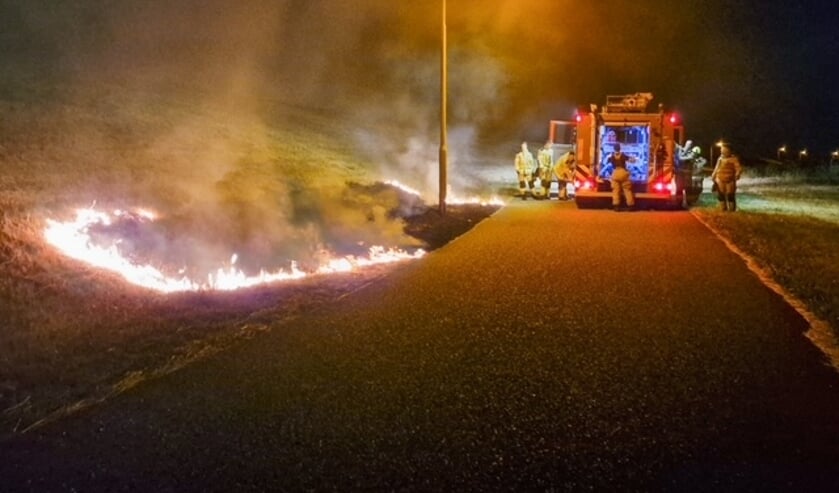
[693,177,839,343]
[0,76,501,438]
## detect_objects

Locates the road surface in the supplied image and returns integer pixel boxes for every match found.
[3,201,839,491]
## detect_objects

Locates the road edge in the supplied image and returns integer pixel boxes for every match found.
[691,210,839,373]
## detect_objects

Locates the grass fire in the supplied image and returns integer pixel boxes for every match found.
[44,205,426,293]
[0,71,502,435]
[3,0,839,455]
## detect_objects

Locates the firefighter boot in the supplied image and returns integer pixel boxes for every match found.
[558,185,568,201]
[728,197,737,212]
[719,200,728,212]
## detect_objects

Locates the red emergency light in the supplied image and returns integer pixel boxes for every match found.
[575,113,583,123]
[668,113,679,124]
[652,180,677,195]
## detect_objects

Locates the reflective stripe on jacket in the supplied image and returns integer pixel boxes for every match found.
[712,156,742,183]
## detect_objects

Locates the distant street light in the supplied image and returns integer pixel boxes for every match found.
[438,0,448,215]
[777,145,786,161]
[710,140,725,166]
[799,149,808,160]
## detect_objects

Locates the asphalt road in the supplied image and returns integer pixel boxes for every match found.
[4,201,839,492]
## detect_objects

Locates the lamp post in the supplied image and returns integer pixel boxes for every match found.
[438,0,448,216]
[777,145,786,161]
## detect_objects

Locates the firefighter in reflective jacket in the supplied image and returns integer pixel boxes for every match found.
[711,145,742,211]
[554,150,576,201]
[608,143,637,211]
[536,141,555,199]
[514,142,536,199]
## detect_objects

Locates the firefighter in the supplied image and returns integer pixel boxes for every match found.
[536,141,555,199]
[676,140,704,170]
[554,150,576,201]
[676,142,705,187]
[711,145,742,211]
[608,143,637,211]
[514,141,536,200]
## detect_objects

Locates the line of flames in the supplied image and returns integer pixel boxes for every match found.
[44,207,426,293]
[384,180,505,207]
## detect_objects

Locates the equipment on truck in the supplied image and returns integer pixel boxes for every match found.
[547,93,704,209]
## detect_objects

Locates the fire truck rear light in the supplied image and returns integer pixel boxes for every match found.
[575,114,582,123]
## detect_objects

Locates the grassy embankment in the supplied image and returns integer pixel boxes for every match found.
[0,77,494,437]
[692,167,839,349]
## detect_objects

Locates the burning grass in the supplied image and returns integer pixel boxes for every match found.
[0,79,502,437]
[0,200,497,437]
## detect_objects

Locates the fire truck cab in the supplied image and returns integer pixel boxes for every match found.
[549,92,703,209]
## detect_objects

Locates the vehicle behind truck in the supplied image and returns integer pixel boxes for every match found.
[548,93,703,209]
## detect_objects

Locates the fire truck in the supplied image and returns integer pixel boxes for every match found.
[548,92,703,209]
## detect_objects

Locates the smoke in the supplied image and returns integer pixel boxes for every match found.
[0,1,449,276]
[6,0,801,278]
[63,1,514,276]
[350,43,509,200]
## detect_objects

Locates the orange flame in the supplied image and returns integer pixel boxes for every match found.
[384,179,505,206]
[44,207,425,293]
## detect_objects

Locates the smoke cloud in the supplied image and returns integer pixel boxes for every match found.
[4,0,830,279]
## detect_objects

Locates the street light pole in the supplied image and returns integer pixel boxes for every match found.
[438,0,448,216]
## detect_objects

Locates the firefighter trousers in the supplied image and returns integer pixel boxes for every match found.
[517,171,534,197]
[611,168,634,207]
[716,180,737,211]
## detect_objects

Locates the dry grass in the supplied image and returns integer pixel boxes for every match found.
[0,77,499,437]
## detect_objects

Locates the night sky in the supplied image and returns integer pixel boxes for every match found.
[2,0,838,160]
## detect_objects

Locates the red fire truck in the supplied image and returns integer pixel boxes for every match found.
[548,93,703,209]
